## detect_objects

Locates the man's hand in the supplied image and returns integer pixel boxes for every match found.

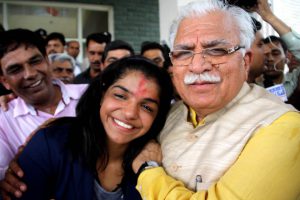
[0,146,26,200]
[132,141,162,174]
[0,93,17,111]
[0,118,56,199]
[255,0,274,21]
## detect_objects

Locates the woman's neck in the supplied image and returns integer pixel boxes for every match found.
[107,140,128,161]
[96,141,128,191]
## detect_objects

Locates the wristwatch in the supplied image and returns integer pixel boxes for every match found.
[136,161,160,177]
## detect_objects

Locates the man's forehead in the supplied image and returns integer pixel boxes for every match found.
[53,60,72,66]
[175,14,238,45]
[107,49,131,58]
[48,39,63,45]
[2,46,41,64]
[70,41,79,46]
[265,42,284,52]
[266,41,282,48]
[0,47,45,74]
[144,49,163,56]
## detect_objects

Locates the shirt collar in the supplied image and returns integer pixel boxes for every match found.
[13,79,79,117]
[188,82,251,127]
[189,106,205,127]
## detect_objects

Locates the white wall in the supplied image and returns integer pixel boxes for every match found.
[159,0,207,46]
[159,0,178,45]
[159,0,299,44]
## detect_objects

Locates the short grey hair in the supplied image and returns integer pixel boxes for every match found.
[169,0,254,51]
[48,53,75,68]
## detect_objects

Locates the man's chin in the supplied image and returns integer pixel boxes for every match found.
[90,64,101,70]
[264,72,282,79]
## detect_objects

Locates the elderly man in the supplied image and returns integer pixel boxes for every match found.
[48,53,75,84]
[0,29,87,198]
[132,0,300,199]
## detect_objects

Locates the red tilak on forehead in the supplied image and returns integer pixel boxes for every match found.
[134,76,148,97]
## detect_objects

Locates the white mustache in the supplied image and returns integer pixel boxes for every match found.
[184,72,221,85]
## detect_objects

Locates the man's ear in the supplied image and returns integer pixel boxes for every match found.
[243,50,253,78]
[0,76,11,90]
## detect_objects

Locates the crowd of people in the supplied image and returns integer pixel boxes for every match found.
[0,0,299,199]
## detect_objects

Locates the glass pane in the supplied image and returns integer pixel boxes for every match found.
[82,9,108,38]
[7,4,77,37]
[0,3,3,29]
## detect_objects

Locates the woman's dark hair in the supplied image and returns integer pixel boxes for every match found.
[69,55,173,175]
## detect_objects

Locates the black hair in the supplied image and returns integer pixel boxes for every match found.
[263,35,288,54]
[0,23,5,32]
[140,41,165,56]
[101,40,135,63]
[251,17,262,34]
[86,32,111,48]
[49,55,173,179]
[0,28,46,75]
[45,32,66,46]
[34,28,47,38]
[224,0,258,11]
[161,43,172,70]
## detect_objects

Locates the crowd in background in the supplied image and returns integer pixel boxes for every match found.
[0,0,299,199]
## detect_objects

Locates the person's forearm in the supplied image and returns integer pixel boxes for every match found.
[136,167,201,200]
[136,113,300,200]
[263,13,291,36]
[256,0,291,36]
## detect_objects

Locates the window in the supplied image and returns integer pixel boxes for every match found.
[0,4,2,24]
[0,1,114,62]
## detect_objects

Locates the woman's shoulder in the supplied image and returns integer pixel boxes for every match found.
[30,117,77,148]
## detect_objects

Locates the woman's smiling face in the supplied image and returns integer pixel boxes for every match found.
[100,70,160,146]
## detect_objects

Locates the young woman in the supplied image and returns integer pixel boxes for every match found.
[14,56,173,200]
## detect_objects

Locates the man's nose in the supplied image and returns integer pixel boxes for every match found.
[188,53,212,73]
[265,53,274,61]
[24,65,38,79]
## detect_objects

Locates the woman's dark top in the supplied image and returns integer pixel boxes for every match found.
[14,123,141,200]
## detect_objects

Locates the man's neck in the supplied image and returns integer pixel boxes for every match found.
[273,75,284,84]
[90,67,101,79]
[247,75,256,84]
[34,85,62,115]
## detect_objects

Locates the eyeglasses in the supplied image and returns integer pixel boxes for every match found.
[169,45,245,66]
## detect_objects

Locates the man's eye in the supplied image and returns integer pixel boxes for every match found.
[66,69,74,73]
[172,51,192,60]
[272,51,281,56]
[53,68,63,73]
[107,58,117,64]
[206,48,228,56]
[6,66,22,75]
[153,58,162,64]
[29,57,43,65]
[257,42,264,48]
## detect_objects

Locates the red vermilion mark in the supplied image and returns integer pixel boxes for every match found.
[134,76,148,97]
